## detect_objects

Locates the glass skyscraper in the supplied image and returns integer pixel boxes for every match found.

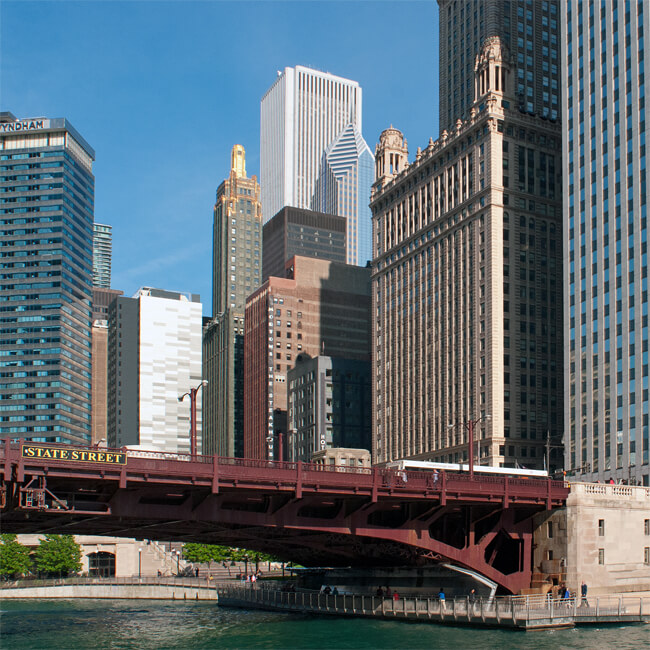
[313,123,375,266]
[92,223,112,288]
[0,112,95,445]
[564,1,649,485]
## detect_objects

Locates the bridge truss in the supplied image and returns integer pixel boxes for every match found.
[0,441,569,594]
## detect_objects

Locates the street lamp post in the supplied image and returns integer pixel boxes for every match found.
[448,415,491,479]
[138,547,142,578]
[178,380,208,457]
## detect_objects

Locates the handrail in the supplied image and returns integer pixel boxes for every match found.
[0,439,566,489]
[216,586,649,624]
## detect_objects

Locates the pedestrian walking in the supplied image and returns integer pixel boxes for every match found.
[580,580,589,607]
[439,587,446,610]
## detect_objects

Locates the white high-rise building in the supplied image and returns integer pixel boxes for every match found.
[260,66,373,265]
[563,1,649,486]
[107,288,203,453]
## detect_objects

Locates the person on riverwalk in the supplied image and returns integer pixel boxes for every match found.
[392,590,400,601]
[195,566,199,578]
[385,586,392,598]
[468,588,476,613]
[439,587,446,610]
[376,586,384,597]
[580,581,589,607]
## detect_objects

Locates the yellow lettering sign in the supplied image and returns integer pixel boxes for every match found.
[21,445,126,465]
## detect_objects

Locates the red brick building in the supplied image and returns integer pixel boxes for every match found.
[244,256,370,459]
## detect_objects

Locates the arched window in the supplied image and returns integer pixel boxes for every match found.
[87,551,115,577]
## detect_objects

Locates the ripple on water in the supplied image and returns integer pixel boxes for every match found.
[1,600,648,650]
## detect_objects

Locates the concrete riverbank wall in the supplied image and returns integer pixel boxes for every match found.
[0,578,219,600]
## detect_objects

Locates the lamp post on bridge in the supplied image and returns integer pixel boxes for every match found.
[448,414,491,479]
[178,380,208,457]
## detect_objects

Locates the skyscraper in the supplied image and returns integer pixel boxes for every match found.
[93,223,112,288]
[438,0,560,133]
[108,288,203,453]
[313,123,375,265]
[211,145,262,316]
[203,145,262,456]
[260,66,374,265]
[371,38,563,470]
[563,1,649,486]
[0,112,94,445]
[244,256,371,460]
[262,206,346,281]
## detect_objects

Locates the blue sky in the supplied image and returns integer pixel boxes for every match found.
[1,0,439,315]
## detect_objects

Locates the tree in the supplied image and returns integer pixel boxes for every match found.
[0,534,32,578]
[182,543,230,574]
[34,535,82,576]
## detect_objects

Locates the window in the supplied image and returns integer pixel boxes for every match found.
[598,519,605,536]
[645,519,649,536]
[598,548,605,565]
[547,521,553,538]
[645,548,650,565]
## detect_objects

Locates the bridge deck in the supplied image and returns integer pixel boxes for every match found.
[0,441,570,595]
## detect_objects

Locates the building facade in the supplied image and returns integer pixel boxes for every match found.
[204,145,262,457]
[370,39,563,469]
[203,311,244,457]
[212,145,262,316]
[533,482,650,594]
[438,0,561,133]
[0,112,95,445]
[287,354,371,462]
[563,1,650,485]
[262,206,346,282]
[108,288,203,453]
[260,66,373,266]
[243,256,371,460]
[312,123,375,266]
[92,223,112,288]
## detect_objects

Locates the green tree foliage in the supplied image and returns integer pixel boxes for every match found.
[181,544,286,574]
[33,535,82,576]
[182,543,231,569]
[0,534,32,578]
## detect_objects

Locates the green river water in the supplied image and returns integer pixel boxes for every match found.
[1,599,648,649]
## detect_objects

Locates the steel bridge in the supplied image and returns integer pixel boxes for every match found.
[0,440,569,594]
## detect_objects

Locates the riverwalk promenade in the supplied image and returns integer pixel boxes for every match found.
[217,585,650,631]
[0,576,220,600]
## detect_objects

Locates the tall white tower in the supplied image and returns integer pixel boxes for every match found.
[260,65,363,224]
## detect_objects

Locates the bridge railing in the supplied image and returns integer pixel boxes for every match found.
[1,438,567,498]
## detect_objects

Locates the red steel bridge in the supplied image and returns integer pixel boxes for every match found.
[0,440,569,594]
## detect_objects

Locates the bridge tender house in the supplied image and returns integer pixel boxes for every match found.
[21,445,126,465]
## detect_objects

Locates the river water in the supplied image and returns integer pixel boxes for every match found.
[2,599,648,649]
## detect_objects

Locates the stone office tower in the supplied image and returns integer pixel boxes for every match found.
[371,39,563,470]
[203,145,262,456]
[563,1,649,486]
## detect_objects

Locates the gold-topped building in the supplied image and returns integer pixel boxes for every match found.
[204,145,262,456]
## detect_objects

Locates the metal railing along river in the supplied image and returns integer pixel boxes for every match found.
[217,585,650,629]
